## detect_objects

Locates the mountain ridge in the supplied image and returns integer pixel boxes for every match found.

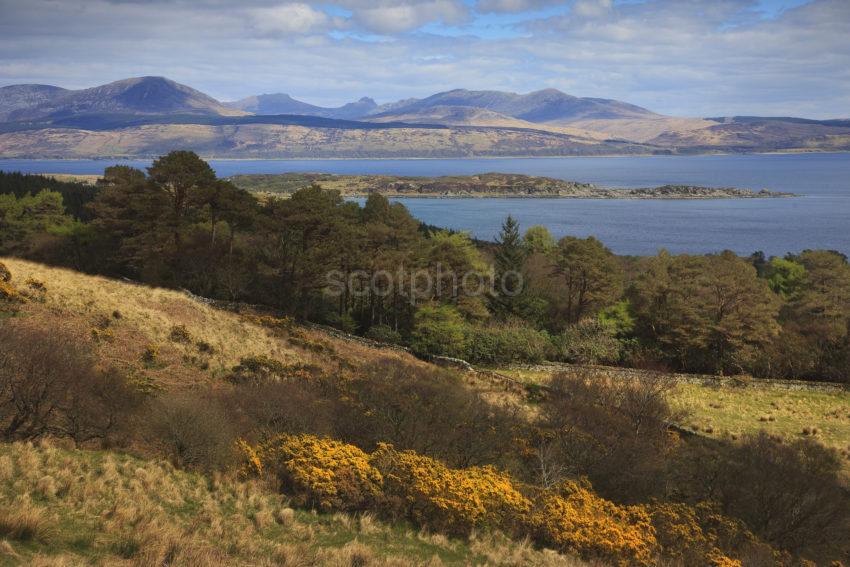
[226,93,378,119]
[2,76,849,157]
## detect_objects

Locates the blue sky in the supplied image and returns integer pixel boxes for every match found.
[0,0,847,118]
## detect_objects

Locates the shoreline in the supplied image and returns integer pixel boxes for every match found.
[1,149,849,162]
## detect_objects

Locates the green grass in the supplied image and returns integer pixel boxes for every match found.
[494,366,850,469]
[671,383,850,452]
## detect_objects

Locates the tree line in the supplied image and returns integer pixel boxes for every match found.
[2,151,849,382]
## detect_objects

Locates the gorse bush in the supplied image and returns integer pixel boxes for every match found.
[370,442,530,537]
[648,502,776,567]
[240,433,723,566]
[528,480,657,567]
[241,434,382,512]
[228,355,319,384]
[0,261,21,303]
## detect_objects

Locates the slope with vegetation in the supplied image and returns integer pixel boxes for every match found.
[2,154,850,564]
[3,261,842,565]
[0,440,563,566]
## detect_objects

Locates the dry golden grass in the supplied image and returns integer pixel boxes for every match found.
[0,440,589,566]
[0,257,422,390]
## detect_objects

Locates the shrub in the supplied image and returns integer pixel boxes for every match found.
[24,277,46,292]
[0,262,20,303]
[712,432,849,552]
[364,324,402,344]
[528,480,657,566]
[465,323,551,365]
[410,304,469,358]
[242,434,382,512]
[648,502,773,567]
[229,355,319,384]
[551,318,623,364]
[0,321,139,444]
[221,379,335,438]
[0,279,21,302]
[243,315,294,334]
[147,392,236,471]
[538,372,677,501]
[141,344,159,365]
[168,324,193,344]
[370,443,530,537]
[335,358,519,469]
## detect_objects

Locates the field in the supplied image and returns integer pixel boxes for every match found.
[495,366,850,467]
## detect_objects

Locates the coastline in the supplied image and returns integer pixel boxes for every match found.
[2,149,850,162]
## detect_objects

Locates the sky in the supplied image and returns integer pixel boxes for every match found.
[0,0,847,118]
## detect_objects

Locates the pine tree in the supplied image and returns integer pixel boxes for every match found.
[490,215,526,318]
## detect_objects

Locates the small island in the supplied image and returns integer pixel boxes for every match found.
[228,172,796,199]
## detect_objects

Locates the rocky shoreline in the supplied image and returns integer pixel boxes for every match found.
[229,172,797,199]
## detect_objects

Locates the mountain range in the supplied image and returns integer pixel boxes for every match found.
[1,76,848,158]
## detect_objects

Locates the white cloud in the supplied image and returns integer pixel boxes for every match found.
[249,3,338,35]
[339,0,468,34]
[475,0,562,13]
[572,0,612,19]
[0,0,848,118]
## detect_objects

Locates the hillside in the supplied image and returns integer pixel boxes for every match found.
[365,105,608,139]
[0,123,651,159]
[0,257,423,391]
[0,440,578,566]
[0,84,69,121]
[2,245,849,565]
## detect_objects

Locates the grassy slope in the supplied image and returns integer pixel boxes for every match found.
[0,440,585,566]
[0,259,588,566]
[1,257,422,391]
[496,367,850,469]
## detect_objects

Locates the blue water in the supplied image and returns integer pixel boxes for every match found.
[2,153,848,256]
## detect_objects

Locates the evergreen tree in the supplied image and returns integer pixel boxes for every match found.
[490,215,526,318]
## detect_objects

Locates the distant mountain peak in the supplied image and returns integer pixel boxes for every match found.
[371,88,656,124]
[4,76,243,121]
[226,92,377,120]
